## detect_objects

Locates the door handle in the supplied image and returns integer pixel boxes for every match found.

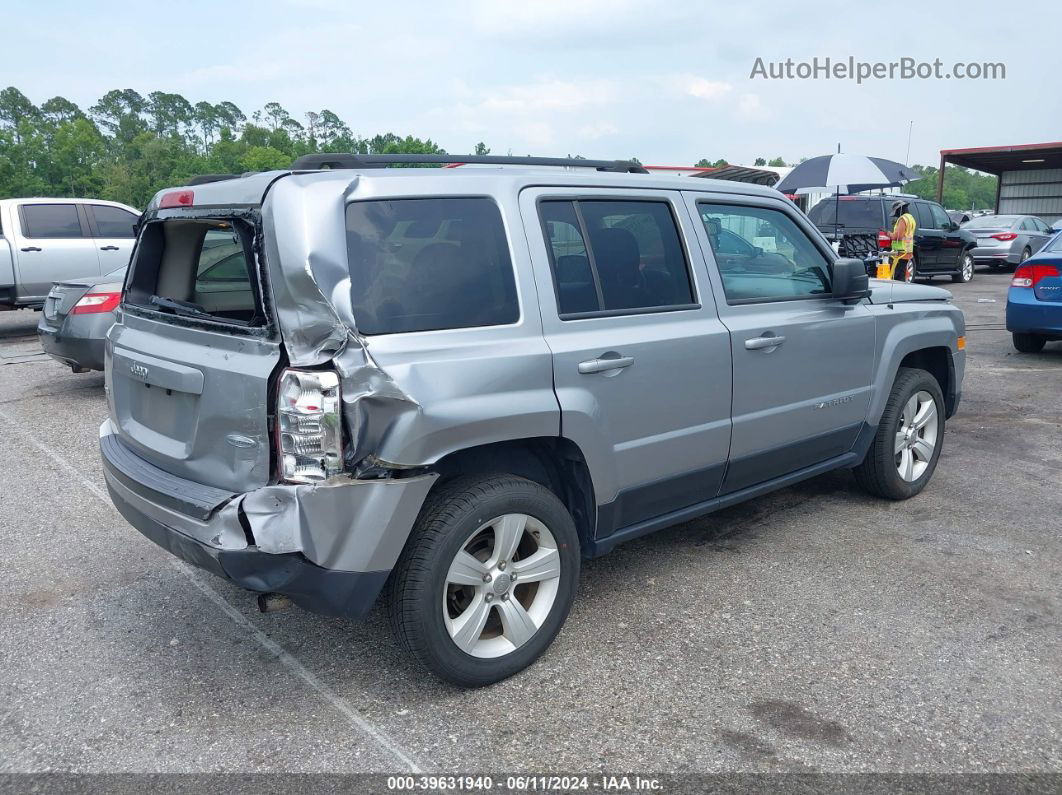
[578,355,634,374]
[100,245,120,251]
[20,246,42,252]
[745,335,786,351]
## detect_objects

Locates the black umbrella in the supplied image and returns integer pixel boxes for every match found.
[777,154,918,239]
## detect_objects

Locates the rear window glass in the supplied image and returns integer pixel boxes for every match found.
[345,198,519,335]
[964,215,1018,229]
[807,198,884,230]
[91,205,138,238]
[125,218,263,327]
[21,204,83,238]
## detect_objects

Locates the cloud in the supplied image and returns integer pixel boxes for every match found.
[478,79,619,113]
[671,74,734,101]
[578,121,619,140]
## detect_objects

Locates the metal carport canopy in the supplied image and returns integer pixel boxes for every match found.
[936,141,1062,207]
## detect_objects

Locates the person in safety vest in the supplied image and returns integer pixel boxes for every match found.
[889,199,917,280]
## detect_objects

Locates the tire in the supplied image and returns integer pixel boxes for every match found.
[1012,333,1046,353]
[1019,248,1032,265]
[898,255,916,283]
[854,368,945,500]
[386,474,580,687]
[951,252,974,283]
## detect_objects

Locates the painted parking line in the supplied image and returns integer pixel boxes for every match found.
[0,404,427,774]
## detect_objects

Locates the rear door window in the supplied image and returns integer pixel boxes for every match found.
[539,199,695,317]
[914,203,937,230]
[345,197,519,335]
[20,204,85,238]
[89,205,138,238]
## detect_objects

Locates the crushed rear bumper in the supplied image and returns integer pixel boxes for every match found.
[99,420,437,617]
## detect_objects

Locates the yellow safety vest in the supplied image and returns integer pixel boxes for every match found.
[891,212,916,256]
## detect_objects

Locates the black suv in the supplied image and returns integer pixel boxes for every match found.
[808,194,977,283]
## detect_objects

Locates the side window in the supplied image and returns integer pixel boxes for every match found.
[195,229,249,287]
[91,205,138,238]
[345,197,519,335]
[539,199,695,316]
[914,203,936,230]
[930,204,952,229]
[698,203,832,303]
[20,204,84,239]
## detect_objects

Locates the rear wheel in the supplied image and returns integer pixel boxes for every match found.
[1012,333,1046,353]
[854,368,944,500]
[387,474,579,687]
[951,252,974,283]
[900,255,916,283]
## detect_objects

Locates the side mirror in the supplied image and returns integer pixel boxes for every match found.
[832,257,871,304]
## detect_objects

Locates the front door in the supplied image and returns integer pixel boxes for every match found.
[520,188,733,536]
[913,202,944,270]
[930,203,965,268]
[685,193,875,493]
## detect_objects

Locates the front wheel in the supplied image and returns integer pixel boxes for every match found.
[1012,333,1046,353]
[387,474,580,687]
[951,252,974,283]
[854,367,945,500]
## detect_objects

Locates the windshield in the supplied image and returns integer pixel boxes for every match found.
[964,215,1018,229]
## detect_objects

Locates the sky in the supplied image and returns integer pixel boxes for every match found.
[3,0,1060,169]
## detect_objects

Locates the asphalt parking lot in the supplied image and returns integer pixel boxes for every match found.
[1,268,1060,776]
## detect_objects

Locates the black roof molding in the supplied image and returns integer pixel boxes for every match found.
[185,174,240,186]
[290,153,649,174]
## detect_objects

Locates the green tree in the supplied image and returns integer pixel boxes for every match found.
[753,157,766,166]
[767,157,786,167]
[474,142,490,156]
[0,87,39,144]
[40,96,82,125]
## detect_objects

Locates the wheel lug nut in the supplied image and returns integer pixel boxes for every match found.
[501,592,509,601]
[498,561,506,570]
[485,594,493,602]
[483,573,492,583]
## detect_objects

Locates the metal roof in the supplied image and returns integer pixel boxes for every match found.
[940,142,1062,174]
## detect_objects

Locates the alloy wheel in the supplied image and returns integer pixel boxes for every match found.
[961,254,974,281]
[895,390,938,482]
[903,259,915,283]
[443,513,561,658]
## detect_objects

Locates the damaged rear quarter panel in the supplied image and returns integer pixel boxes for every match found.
[264,173,561,471]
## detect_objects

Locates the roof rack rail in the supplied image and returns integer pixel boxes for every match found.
[290,153,649,174]
[185,174,240,186]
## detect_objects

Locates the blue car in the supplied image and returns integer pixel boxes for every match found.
[1007,230,1062,352]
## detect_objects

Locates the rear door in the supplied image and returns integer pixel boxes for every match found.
[86,203,139,271]
[686,193,875,492]
[521,188,733,535]
[14,202,102,299]
[108,212,280,492]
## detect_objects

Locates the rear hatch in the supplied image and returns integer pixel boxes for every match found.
[107,212,281,493]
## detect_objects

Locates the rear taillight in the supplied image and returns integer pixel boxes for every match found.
[991,232,1017,241]
[877,230,891,249]
[276,369,343,483]
[70,291,121,314]
[1011,264,1059,288]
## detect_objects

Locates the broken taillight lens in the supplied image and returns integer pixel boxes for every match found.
[276,369,343,484]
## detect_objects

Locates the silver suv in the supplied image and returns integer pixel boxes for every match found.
[100,154,966,687]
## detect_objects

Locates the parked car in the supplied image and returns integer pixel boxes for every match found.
[100,155,966,687]
[1006,230,1062,352]
[807,194,977,283]
[0,198,139,309]
[963,214,1054,270]
[37,266,127,372]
